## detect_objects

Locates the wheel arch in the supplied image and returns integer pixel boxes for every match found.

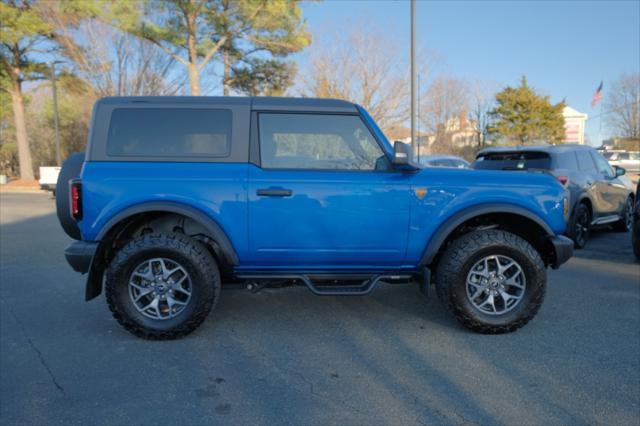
[97,202,238,262]
[85,201,238,301]
[420,204,555,269]
[574,194,593,217]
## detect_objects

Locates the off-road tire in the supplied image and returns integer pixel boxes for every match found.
[435,230,546,334]
[568,203,591,249]
[613,196,634,232]
[105,233,220,340]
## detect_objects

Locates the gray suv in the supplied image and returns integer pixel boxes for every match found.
[474,144,635,248]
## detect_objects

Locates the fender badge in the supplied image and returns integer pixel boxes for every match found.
[415,188,428,199]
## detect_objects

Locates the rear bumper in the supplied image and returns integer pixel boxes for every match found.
[548,235,573,269]
[64,241,97,273]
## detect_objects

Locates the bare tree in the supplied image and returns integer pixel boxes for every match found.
[53,20,185,97]
[468,80,495,148]
[299,29,430,131]
[420,76,469,153]
[605,73,640,139]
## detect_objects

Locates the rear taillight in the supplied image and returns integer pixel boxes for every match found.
[69,179,82,220]
[556,175,569,186]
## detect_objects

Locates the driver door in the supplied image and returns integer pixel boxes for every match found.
[246,112,411,269]
[591,151,628,215]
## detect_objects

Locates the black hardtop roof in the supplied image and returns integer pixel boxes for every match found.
[477,144,595,157]
[95,96,358,112]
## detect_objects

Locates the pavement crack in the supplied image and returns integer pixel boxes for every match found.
[294,371,314,395]
[1,297,65,395]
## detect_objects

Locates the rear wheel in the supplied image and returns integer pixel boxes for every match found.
[569,203,591,249]
[435,230,546,334]
[105,233,220,340]
[613,197,633,232]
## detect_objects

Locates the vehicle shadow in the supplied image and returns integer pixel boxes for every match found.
[2,203,638,425]
[573,227,638,265]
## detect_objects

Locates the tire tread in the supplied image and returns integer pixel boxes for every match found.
[105,233,219,340]
[435,230,546,334]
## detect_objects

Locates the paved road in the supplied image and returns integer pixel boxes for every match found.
[1,192,639,425]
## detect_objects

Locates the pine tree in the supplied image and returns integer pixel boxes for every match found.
[131,0,310,96]
[488,76,566,145]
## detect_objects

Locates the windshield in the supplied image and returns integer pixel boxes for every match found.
[473,151,552,170]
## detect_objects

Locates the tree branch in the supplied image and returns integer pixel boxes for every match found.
[197,35,227,71]
[142,37,188,66]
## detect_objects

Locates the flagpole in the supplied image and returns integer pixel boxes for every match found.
[599,100,603,146]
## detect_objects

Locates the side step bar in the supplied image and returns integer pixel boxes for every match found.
[236,273,414,296]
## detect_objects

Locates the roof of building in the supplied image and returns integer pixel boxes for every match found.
[562,106,588,119]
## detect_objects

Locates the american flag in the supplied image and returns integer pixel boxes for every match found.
[591,81,603,107]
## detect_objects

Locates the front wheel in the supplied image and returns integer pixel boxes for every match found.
[105,233,220,340]
[435,230,546,334]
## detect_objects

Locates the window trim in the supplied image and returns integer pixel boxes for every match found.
[106,107,233,159]
[253,110,395,173]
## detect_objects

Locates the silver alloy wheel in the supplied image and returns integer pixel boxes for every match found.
[625,199,633,229]
[466,255,526,315]
[128,258,192,320]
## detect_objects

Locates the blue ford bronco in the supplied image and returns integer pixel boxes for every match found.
[56,96,573,339]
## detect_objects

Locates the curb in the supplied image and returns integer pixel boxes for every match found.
[0,187,47,194]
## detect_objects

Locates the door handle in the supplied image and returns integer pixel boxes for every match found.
[257,188,292,197]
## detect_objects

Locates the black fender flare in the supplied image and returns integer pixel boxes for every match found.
[85,202,239,301]
[419,203,554,266]
[96,201,239,264]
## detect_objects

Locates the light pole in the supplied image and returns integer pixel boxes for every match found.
[50,62,61,166]
[417,73,421,162]
[410,0,417,160]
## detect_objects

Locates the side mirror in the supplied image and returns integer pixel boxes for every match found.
[392,141,410,166]
[614,165,626,177]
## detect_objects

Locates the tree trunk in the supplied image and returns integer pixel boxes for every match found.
[222,0,230,96]
[9,81,35,180]
[187,61,200,96]
[186,13,200,95]
[223,46,230,96]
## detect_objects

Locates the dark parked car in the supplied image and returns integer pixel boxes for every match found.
[418,155,470,169]
[633,182,640,261]
[474,144,635,249]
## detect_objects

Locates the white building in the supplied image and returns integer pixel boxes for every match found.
[563,106,588,145]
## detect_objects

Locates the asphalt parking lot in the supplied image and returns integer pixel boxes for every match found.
[1,192,639,425]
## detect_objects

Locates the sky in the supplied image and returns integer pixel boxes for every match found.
[299,0,640,145]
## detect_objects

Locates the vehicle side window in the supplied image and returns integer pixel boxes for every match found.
[618,153,630,160]
[107,108,231,158]
[431,160,449,167]
[258,113,389,171]
[555,152,579,170]
[576,151,597,172]
[591,152,615,178]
